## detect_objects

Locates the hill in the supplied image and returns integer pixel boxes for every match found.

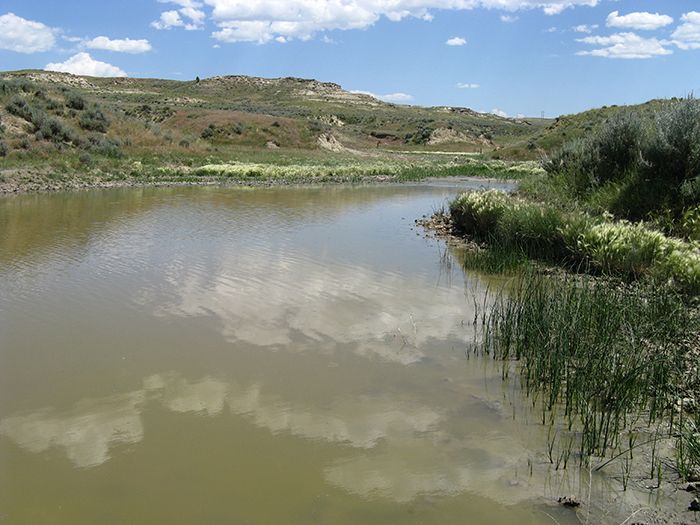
[0,69,688,193]
[0,70,549,158]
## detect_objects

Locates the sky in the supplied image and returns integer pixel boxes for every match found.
[0,0,699,117]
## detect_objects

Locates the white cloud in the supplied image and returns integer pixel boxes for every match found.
[606,10,673,31]
[500,15,518,23]
[445,36,466,46]
[577,32,672,59]
[672,12,700,50]
[0,12,57,53]
[159,0,203,6]
[45,52,127,77]
[193,0,601,44]
[152,2,206,30]
[85,36,152,53]
[350,90,413,103]
[456,82,480,89]
[573,24,597,33]
[381,93,413,103]
[491,108,508,117]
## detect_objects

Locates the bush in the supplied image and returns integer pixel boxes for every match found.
[46,98,62,111]
[87,135,122,157]
[5,96,78,144]
[79,108,109,132]
[65,92,86,110]
[0,141,7,157]
[201,124,216,139]
[37,117,80,144]
[544,98,700,224]
[0,79,33,95]
[6,95,33,121]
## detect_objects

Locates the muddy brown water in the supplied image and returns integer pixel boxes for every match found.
[0,183,670,524]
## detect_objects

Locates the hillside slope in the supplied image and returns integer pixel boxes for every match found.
[0,70,549,160]
[0,70,689,194]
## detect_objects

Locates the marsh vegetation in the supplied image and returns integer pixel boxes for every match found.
[446,97,700,488]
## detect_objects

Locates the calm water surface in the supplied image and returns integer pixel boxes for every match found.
[0,183,639,524]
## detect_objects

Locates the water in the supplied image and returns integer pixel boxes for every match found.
[0,182,643,524]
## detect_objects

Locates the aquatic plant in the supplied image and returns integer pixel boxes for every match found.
[474,269,699,479]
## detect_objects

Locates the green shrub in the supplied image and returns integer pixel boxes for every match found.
[0,79,33,95]
[544,98,700,224]
[36,117,80,144]
[0,141,7,157]
[201,124,216,139]
[65,92,86,110]
[87,135,122,157]
[79,108,109,132]
[6,95,33,121]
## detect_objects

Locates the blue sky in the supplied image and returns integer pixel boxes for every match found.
[1,0,699,117]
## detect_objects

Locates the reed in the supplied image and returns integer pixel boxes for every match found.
[473,269,699,479]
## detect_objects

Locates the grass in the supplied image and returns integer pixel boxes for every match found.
[450,190,700,294]
[472,268,700,480]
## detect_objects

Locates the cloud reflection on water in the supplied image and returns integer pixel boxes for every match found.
[144,247,470,365]
[0,391,145,468]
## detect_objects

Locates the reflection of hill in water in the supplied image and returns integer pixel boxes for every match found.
[0,185,450,267]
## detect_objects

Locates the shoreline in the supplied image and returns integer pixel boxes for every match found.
[0,172,518,197]
[418,209,700,525]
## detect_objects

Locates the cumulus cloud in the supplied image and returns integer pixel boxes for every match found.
[606,10,673,31]
[152,1,206,30]
[577,32,672,59]
[153,0,602,43]
[672,12,700,50]
[456,82,480,89]
[84,36,152,53]
[45,52,127,77]
[500,15,518,23]
[381,92,414,103]
[445,36,466,46]
[0,12,57,53]
[572,24,597,33]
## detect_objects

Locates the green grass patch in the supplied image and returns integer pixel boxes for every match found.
[450,190,700,294]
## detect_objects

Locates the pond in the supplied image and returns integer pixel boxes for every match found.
[0,182,651,524]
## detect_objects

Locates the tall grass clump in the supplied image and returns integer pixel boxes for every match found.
[475,271,698,474]
[450,190,700,293]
